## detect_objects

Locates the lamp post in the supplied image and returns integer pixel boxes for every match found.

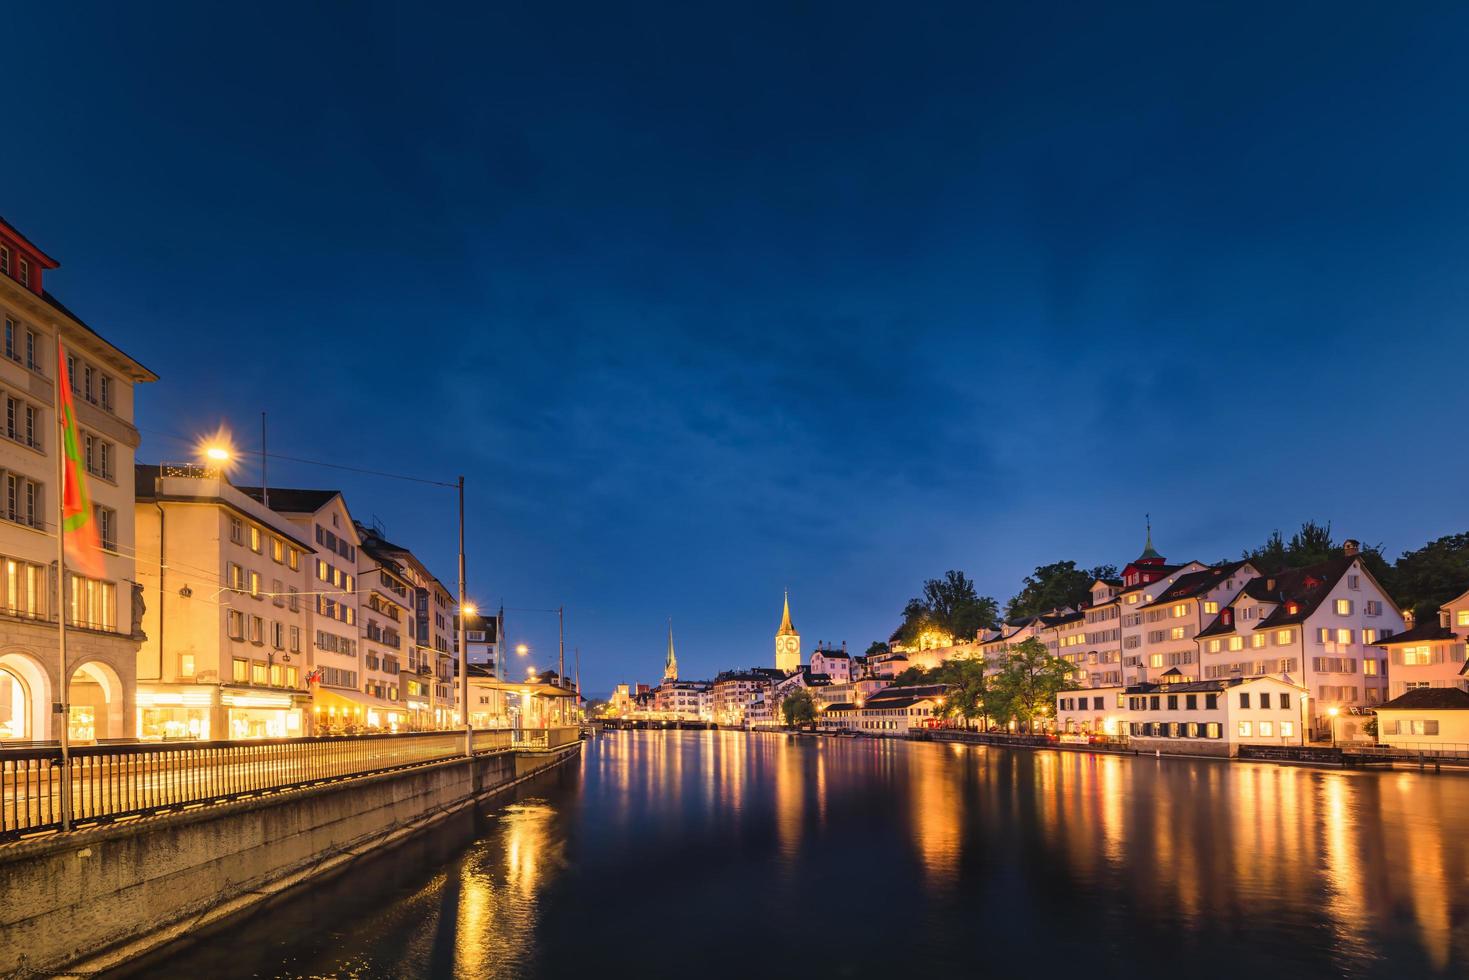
[1328,706,1340,749]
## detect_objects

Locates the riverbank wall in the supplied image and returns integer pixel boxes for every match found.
[0,742,580,979]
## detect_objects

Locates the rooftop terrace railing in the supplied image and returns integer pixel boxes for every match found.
[0,726,579,841]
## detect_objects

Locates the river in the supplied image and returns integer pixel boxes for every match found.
[152,730,1469,978]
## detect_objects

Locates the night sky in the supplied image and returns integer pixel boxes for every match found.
[8,4,1469,693]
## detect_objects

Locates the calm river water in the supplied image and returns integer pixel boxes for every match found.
[155,730,1469,978]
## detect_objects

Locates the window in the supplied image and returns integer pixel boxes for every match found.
[1204,601,1219,614]
[1276,629,1294,645]
[249,570,262,598]
[251,661,268,685]
[1459,611,1469,627]
[1170,626,1186,641]
[290,626,301,653]
[1335,599,1352,616]
[1259,721,1274,738]
[288,586,299,613]
[1408,719,1440,737]
[271,621,285,649]
[18,258,29,288]
[288,547,300,571]
[1336,628,1353,644]
[67,575,116,631]
[1228,636,1244,651]
[1260,692,1271,709]
[249,525,262,553]
[99,374,113,411]
[1281,721,1294,738]
[4,473,43,529]
[1239,692,1251,708]
[5,395,42,450]
[179,653,196,678]
[248,614,264,644]
[228,609,245,640]
[1167,695,1178,710]
[1206,639,1221,653]
[271,537,284,563]
[1238,721,1253,738]
[229,516,244,545]
[1280,693,1291,709]
[233,658,249,682]
[1206,723,1221,739]
[96,506,116,551]
[0,247,8,276]
[1402,645,1433,666]
[1149,653,1164,668]
[1172,603,1188,618]
[1348,574,1360,590]
[1249,633,1265,648]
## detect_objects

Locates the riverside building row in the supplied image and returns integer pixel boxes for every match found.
[0,214,489,744]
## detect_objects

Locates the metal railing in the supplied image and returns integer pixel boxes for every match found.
[0,727,579,841]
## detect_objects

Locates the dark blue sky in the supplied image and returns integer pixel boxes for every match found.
[9,4,1469,692]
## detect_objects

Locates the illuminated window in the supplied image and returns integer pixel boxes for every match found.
[251,661,268,685]
[1126,594,1139,605]
[1335,599,1352,615]
[1204,601,1219,614]
[1363,659,1378,676]
[227,610,245,640]
[1403,645,1432,666]
[288,547,300,571]
[232,658,249,682]
[1251,633,1267,649]
[1336,628,1353,644]
[1149,654,1164,668]
[1228,637,1244,652]
[179,654,195,678]
[1281,721,1294,738]
[1259,721,1274,738]
[1275,629,1294,645]
[249,570,261,598]
[1206,723,1221,739]
[1172,603,1188,618]
[1237,721,1253,738]
[1170,627,1185,640]
[272,538,284,563]
[1459,611,1469,627]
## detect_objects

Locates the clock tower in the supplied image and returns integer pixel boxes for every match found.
[775,591,801,674]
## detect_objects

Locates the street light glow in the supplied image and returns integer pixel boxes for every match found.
[205,446,232,461]
[516,644,529,656]
[461,603,478,618]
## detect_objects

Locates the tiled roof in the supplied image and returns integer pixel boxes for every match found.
[1371,623,1456,646]
[1143,561,1254,608]
[1250,556,1358,629]
[238,486,343,514]
[1378,687,1469,711]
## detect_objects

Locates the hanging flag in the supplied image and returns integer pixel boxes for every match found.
[56,341,105,579]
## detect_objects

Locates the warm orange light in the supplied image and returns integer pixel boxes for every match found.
[516,644,529,656]
[461,603,478,618]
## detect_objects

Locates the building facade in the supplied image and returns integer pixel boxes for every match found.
[0,216,155,743]
[134,465,313,740]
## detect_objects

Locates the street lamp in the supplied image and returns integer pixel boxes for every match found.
[516,644,529,656]
[1328,706,1340,748]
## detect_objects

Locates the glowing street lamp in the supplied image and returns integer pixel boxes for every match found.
[516,644,529,656]
[1327,706,1340,749]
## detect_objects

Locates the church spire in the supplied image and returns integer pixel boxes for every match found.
[1138,514,1162,561]
[664,618,678,682]
[777,590,797,636]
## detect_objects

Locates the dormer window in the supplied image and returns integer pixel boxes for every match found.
[1286,602,1300,615]
[18,259,29,288]
[0,247,8,277]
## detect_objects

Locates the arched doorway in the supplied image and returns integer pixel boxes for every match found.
[69,660,125,742]
[0,652,50,743]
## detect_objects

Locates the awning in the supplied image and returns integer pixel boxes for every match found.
[311,687,407,715]
[468,678,580,699]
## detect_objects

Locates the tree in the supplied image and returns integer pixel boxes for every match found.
[893,570,1000,646]
[890,665,934,687]
[1241,520,1389,580]
[995,638,1073,733]
[1006,561,1119,619]
[864,640,891,657]
[781,688,816,727]
[1388,532,1469,623]
[935,655,1000,730]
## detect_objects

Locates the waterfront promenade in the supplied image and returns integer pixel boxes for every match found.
[0,728,581,977]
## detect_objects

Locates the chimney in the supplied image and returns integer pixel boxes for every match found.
[1343,539,1360,557]
[1266,578,1276,592]
[1405,609,1416,630]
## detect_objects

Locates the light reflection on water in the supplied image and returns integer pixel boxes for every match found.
[156,731,1469,978]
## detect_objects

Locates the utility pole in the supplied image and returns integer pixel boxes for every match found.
[558,606,565,683]
[457,476,470,756]
[260,412,268,509]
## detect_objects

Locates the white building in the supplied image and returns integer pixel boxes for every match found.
[1374,586,1469,700]
[134,465,314,740]
[1123,673,1308,756]
[0,216,155,743]
[1195,543,1403,738]
[241,487,367,733]
[810,643,853,684]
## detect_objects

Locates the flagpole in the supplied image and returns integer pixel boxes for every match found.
[53,345,71,832]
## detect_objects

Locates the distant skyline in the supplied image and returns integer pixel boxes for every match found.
[8,3,1469,692]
